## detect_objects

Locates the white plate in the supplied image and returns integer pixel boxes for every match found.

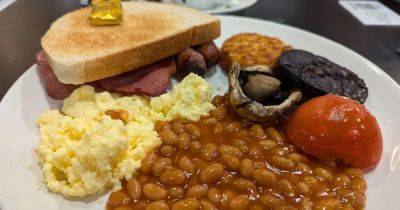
[0,15,399,210]
[206,0,257,14]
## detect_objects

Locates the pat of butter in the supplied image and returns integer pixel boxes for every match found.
[90,0,122,26]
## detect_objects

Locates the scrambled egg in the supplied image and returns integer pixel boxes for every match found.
[37,73,214,197]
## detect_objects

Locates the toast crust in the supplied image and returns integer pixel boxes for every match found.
[41,2,220,84]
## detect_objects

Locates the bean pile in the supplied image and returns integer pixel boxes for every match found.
[107,95,366,210]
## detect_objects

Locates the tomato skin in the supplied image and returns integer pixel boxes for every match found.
[286,94,382,170]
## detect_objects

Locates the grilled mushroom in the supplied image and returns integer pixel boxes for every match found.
[229,63,302,122]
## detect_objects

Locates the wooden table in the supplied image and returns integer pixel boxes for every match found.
[1,0,400,99]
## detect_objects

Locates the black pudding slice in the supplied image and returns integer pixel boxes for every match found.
[276,49,368,103]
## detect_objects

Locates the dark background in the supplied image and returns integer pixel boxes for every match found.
[1,0,400,99]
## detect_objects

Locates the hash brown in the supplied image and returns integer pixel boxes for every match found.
[220,33,291,71]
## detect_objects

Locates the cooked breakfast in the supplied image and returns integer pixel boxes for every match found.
[33,1,383,210]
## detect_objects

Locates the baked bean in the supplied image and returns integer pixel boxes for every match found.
[159,169,186,185]
[279,179,296,197]
[344,168,363,178]
[187,184,208,197]
[212,95,224,106]
[270,155,295,170]
[193,158,207,170]
[236,129,250,140]
[211,105,226,119]
[275,205,297,210]
[296,163,313,175]
[314,168,333,181]
[137,175,149,185]
[315,198,342,210]
[155,121,170,132]
[299,198,313,210]
[142,183,167,201]
[185,124,201,138]
[160,129,178,145]
[199,163,224,183]
[333,174,351,188]
[146,201,169,210]
[172,122,186,134]
[249,146,263,158]
[313,184,330,198]
[249,204,263,210]
[179,156,196,174]
[126,178,141,200]
[266,127,284,144]
[350,178,367,192]
[342,204,355,210]
[233,139,249,152]
[221,190,236,209]
[203,117,218,125]
[260,193,283,208]
[141,153,157,174]
[296,182,311,195]
[171,198,200,210]
[219,145,242,157]
[188,176,200,187]
[114,207,134,210]
[107,191,131,208]
[207,188,222,203]
[287,152,307,163]
[229,195,249,210]
[225,122,242,132]
[240,159,254,177]
[233,178,255,191]
[253,161,266,169]
[336,189,365,209]
[134,201,149,210]
[220,171,235,184]
[189,141,202,153]
[160,145,175,157]
[303,176,319,186]
[202,143,219,161]
[252,168,277,187]
[221,154,240,170]
[251,124,266,138]
[200,199,217,210]
[152,158,172,176]
[258,139,277,150]
[213,122,225,134]
[168,186,184,198]
[177,133,190,150]
[270,147,289,156]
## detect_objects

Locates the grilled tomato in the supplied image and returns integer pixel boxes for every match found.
[286,94,382,170]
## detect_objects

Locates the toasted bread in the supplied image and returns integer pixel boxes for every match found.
[41,2,220,85]
[220,33,291,71]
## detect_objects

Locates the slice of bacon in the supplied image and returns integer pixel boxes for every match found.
[36,51,78,99]
[99,58,176,96]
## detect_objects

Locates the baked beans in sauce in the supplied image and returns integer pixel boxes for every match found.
[107,95,366,210]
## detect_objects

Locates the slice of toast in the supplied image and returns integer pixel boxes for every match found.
[41,2,220,85]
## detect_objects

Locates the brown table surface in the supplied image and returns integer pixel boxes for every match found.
[1,0,400,100]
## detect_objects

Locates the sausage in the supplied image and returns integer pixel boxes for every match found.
[176,48,207,75]
[195,41,220,68]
